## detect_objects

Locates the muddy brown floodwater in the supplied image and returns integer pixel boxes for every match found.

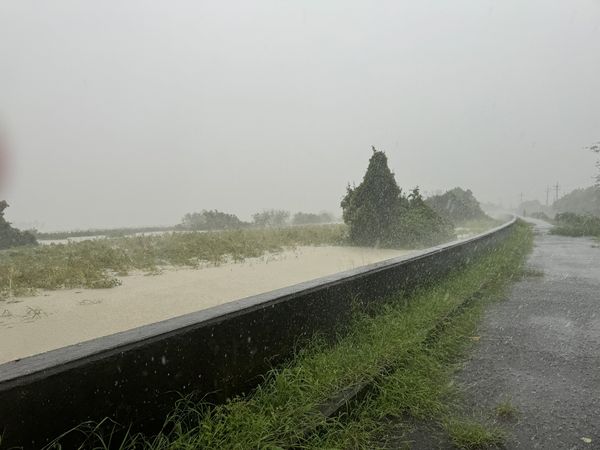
[0,246,412,364]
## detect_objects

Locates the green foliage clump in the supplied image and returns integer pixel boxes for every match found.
[179,209,247,231]
[444,419,505,450]
[425,187,488,224]
[0,201,37,250]
[341,148,454,247]
[551,212,600,237]
[393,188,456,247]
[252,209,290,228]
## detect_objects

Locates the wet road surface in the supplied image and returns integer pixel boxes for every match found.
[457,219,600,449]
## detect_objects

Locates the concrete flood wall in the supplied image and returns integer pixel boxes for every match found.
[0,219,516,448]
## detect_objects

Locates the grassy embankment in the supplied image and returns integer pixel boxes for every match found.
[47,221,533,449]
[0,225,346,299]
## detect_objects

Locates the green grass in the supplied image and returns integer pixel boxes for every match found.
[0,224,347,299]
[44,221,533,449]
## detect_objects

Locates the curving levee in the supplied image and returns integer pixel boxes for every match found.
[0,217,516,448]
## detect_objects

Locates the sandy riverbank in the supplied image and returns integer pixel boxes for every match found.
[0,246,412,364]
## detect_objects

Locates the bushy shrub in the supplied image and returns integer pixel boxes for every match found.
[551,212,600,237]
[341,149,454,248]
[425,187,488,224]
[392,188,455,247]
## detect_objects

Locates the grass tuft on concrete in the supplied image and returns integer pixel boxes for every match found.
[494,399,520,421]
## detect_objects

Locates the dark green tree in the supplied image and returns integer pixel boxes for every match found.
[0,201,38,250]
[342,149,455,247]
[341,148,404,245]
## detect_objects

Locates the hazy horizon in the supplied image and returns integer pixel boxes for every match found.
[1,1,599,231]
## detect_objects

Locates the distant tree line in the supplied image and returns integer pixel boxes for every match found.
[177,209,336,231]
[0,201,37,250]
[252,210,290,228]
[179,210,247,231]
[425,187,488,224]
[291,211,335,226]
[553,186,600,217]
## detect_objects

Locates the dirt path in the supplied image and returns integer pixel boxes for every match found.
[456,219,600,449]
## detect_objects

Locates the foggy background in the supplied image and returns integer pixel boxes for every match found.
[1,0,598,231]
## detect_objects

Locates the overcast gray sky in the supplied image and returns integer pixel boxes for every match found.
[1,0,599,230]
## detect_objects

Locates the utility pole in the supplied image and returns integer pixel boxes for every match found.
[546,186,550,207]
[520,192,524,205]
[553,182,560,202]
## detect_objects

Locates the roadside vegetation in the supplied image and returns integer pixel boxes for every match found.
[551,212,600,237]
[46,221,533,449]
[0,224,346,299]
